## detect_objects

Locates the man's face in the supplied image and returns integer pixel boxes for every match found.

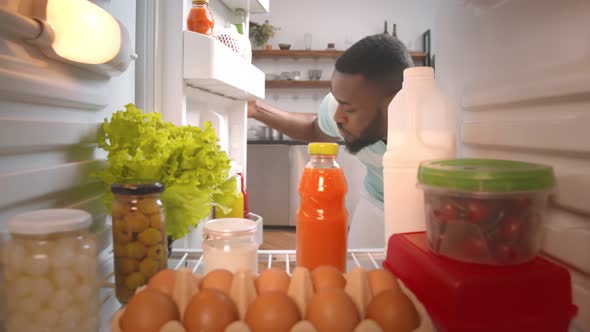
[331,71,390,154]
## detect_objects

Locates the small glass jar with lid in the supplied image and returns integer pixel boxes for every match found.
[111,182,167,304]
[187,0,214,36]
[2,209,99,332]
[202,218,259,274]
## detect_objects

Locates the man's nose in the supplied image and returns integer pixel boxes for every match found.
[334,105,347,124]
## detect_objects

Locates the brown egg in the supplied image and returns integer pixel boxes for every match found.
[148,269,177,296]
[201,269,234,295]
[183,288,239,332]
[256,268,291,294]
[307,288,360,332]
[119,289,180,332]
[311,266,346,291]
[245,291,301,332]
[366,289,419,332]
[367,269,401,297]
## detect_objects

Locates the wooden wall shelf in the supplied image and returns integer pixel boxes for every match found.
[266,80,331,88]
[253,49,427,60]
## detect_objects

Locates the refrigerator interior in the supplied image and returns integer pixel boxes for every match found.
[0,0,588,331]
[435,0,590,330]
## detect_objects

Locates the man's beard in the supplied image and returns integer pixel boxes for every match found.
[338,110,384,154]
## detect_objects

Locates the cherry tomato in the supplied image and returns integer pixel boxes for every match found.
[492,242,517,264]
[466,200,495,224]
[462,237,489,261]
[500,215,526,243]
[510,197,532,213]
[439,202,459,223]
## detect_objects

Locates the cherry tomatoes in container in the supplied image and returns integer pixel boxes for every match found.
[418,159,555,265]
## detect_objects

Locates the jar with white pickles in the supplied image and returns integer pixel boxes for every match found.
[2,209,99,332]
[111,182,167,304]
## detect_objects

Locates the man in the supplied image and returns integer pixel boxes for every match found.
[248,34,413,248]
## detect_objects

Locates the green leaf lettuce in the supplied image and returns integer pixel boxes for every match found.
[95,104,237,240]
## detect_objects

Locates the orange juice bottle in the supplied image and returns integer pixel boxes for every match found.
[296,143,348,272]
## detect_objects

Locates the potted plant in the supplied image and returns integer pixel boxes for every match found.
[249,20,279,49]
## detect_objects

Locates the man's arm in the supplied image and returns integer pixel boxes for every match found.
[248,99,338,143]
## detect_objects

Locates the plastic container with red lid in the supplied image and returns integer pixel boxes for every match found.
[384,232,577,332]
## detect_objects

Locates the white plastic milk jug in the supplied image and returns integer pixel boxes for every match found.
[383,67,456,245]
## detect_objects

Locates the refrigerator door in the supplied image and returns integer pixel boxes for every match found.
[136,0,267,254]
[0,0,137,327]
[435,0,590,330]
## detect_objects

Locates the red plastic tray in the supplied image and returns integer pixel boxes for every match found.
[383,232,577,332]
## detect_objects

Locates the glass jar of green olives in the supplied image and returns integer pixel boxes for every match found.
[110,182,167,304]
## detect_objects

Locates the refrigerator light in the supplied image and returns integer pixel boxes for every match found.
[0,0,135,76]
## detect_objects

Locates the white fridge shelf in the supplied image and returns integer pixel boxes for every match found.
[183,31,265,100]
[220,0,269,13]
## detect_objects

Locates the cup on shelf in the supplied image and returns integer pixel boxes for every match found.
[304,33,312,50]
[280,72,291,80]
[308,69,322,80]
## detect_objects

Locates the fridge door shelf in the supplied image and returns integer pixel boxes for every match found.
[183,31,265,100]
[99,248,434,332]
[220,0,269,14]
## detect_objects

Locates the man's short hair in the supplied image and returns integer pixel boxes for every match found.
[335,34,413,95]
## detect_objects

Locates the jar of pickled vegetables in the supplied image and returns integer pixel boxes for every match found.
[187,0,214,36]
[2,209,99,332]
[111,182,167,304]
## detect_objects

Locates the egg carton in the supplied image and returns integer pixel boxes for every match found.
[110,266,433,332]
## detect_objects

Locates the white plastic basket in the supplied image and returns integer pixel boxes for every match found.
[215,27,252,63]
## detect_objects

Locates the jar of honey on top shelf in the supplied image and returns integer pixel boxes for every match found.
[111,182,167,304]
[187,0,214,36]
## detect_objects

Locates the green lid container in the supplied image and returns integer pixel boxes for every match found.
[418,159,555,193]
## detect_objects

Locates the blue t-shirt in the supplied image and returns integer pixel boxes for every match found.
[317,93,386,208]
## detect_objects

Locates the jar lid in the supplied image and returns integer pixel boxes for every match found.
[418,158,555,192]
[111,182,164,195]
[308,142,339,156]
[203,218,257,239]
[8,209,92,235]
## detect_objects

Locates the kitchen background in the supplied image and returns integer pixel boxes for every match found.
[249,0,436,121]
[247,0,438,226]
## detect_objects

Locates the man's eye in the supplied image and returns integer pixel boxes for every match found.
[343,108,355,114]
